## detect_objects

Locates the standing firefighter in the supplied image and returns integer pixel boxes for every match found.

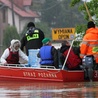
[21,22,45,55]
[80,21,98,81]
[80,21,98,65]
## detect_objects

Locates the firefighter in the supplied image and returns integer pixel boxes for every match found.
[80,21,98,81]
[21,22,45,55]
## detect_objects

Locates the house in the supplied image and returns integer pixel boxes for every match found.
[0,0,39,56]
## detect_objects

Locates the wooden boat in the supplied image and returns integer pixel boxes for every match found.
[0,64,98,82]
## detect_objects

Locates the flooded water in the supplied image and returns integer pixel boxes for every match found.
[0,81,98,98]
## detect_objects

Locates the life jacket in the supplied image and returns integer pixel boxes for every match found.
[6,48,19,64]
[63,49,82,69]
[40,46,54,65]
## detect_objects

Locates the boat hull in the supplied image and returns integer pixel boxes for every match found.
[0,66,98,82]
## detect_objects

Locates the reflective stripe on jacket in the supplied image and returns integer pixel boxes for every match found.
[39,46,54,65]
[26,29,39,41]
[80,28,98,63]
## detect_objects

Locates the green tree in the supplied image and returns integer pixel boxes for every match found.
[70,0,98,40]
[3,25,20,49]
[41,0,86,28]
[62,0,86,27]
[41,0,63,28]
[71,0,98,23]
[35,22,51,38]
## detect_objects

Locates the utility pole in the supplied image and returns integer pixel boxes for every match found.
[10,0,15,26]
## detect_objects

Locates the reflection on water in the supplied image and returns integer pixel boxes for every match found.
[0,81,98,98]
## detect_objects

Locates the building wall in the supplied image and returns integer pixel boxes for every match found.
[0,6,9,56]
[7,8,26,33]
[7,9,36,33]
[8,8,13,26]
[20,18,33,33]
[8,9,20,33]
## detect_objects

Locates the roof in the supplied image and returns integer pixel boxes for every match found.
[23,0,32,6]
[0,0,39,18]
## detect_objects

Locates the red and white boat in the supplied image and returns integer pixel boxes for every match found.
[0,64,98,82]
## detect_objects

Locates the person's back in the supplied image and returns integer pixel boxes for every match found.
[60,40,82,70]
[40,45,54,65]
[80,21,98,65]
[21,22,45,55]
[38,38,59,69]
[80,21,98,80]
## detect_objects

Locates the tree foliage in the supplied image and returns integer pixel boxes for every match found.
[70,0,80,6]
[35,22,51,38]
[41,0,86,28]
[3,25,20,49]
[71,0,98,22]
[41,0,63,28]
[70,0,98,40]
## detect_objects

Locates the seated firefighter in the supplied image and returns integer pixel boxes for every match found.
[0,39,28,65]
[59,40,82,70]
[37,38,59,69]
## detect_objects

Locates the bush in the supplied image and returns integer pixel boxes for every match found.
[3,25,20,49]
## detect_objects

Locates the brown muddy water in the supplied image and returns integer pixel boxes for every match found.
[0,81,98,98]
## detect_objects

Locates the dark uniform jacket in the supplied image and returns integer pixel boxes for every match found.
[21,27,45,55]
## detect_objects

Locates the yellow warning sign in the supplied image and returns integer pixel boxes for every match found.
[52,28,75,40]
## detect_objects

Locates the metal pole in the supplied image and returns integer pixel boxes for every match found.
[11,0,15,26]
[62,39,74,70]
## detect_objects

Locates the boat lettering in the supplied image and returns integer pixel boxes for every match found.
[38,73,57,78]
[94,71,98,78]
[23,72,36,77]
[23,72,57,78]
